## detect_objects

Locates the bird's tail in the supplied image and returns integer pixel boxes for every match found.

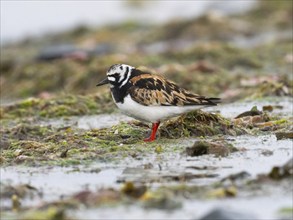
[207,97,221,105]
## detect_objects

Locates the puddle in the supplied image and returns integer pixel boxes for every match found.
[1,98,292,219]
[69,194,292,220]
[1,135,291,188]
[1,134,292,216]
[1,166,123,193]
[114,134,292,186]
[77,114,133,130]
[208,97,293,119]
[36,97,293,131]
[182,195,293,220]
[0,165,123,209]
[184,135,293,180]
[39,113,133,130]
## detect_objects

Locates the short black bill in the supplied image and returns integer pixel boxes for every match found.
[96,78,109,86]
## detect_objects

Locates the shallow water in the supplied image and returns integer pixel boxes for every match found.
[1,133,292,218]
[208,97,293,119]
[71,194,292,220]
[38,113,133,130]
[1,97,292,219]
[36,97,293,131]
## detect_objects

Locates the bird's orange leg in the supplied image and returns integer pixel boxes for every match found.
[144,122,160,142]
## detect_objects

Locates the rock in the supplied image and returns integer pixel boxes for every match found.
[186,140,237,157]
[22,207,68,220]
[199,208,258,220]
[262,105,274,112]
[142,192,182,210]
[235,106,262,119]
[121,182,147,198]
[221,171,251,185]
[143,163,154,169]
[73,188,121,206]
[88,44,114,56]
[72,190,92,203]
[261,149,274,156]
[37,44,80,61]
[60,149,69,158]
[233,106,271,128]
[268,158,293,180]
[162,172,218,181]
[11,194,21,212]
[1,183,39,199]
[275,132,293,140]
[263,105,284,112]
[207,186,237,198]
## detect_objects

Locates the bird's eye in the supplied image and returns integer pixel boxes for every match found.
[120,66,123,70]
[113,73,120,78]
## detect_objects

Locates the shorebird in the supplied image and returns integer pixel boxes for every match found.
[96,64,220,142]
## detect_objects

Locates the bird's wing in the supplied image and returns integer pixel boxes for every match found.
[128,73,220,106]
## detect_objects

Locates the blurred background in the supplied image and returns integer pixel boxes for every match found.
[0,0,292,103]
[1,1,293,219]
[2,1,257,43]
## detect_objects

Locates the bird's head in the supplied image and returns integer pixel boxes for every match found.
[96,64,135,88]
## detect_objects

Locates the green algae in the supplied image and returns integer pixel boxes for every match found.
[1,101,292,166]
[1,93,114,119]
[278,207,293,218]
[0,120,146,166]
[0,111,245,166]
[21,208,73,220]
[1,2,292,101]
[166,43,263,69]
[160,110,246,139]
[244,0,293,29]
[1,41,292,106]
[250,81,291,99]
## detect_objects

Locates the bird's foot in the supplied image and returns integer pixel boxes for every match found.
[143,122,160,142]
[144,136,156,142]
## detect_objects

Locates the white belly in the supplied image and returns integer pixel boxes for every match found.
[116,95,205,123]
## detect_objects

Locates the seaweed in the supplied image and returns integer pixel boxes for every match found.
[1,93,114,119]
[160,110,246,138]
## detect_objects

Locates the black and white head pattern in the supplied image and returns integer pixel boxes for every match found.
[106,64,134,88]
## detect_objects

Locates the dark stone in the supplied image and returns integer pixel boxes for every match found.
[0,139,10,150]
[221,171,251,183]
[199,208,258,220]
[268,158,293,180]
[275,132,293,140]
[88,44,114,56]
[235,106,262,119]
[60,149,69,158]
[186,140,237,157]
[186,141,209,156]
[37,44,78,60]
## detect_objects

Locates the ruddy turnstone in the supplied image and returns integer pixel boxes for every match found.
[96,64,220,142]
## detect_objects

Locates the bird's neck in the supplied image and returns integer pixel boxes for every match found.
[110,68,144,103]
[110,83,131,103]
